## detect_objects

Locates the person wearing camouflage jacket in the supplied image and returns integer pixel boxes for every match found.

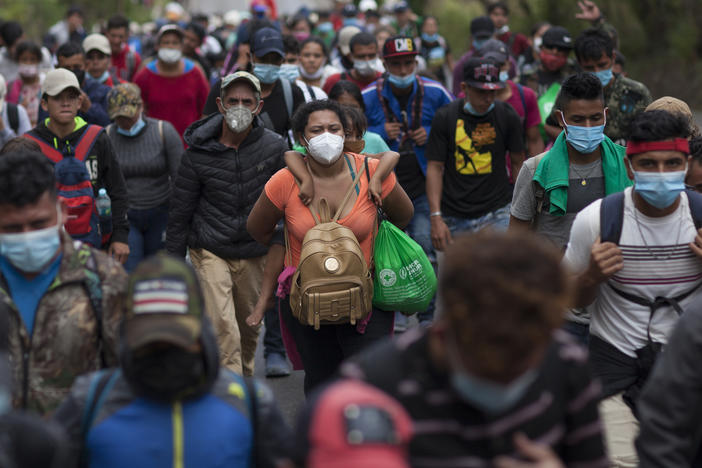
[575,27,652,145]
[0,150,127,416]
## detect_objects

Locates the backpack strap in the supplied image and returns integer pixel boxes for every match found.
[332,158,366,222]
[126,49,136,79]
[305,83,315,102]
[281,78,293,120]
[73,125,103,162]
[24,131,64,163]
[7,102,19,134]
[599,191,626,244]
[81,247,106,368]
[158,119,164,147]
[685,189,702,230]
[516,83,527,132]
[79,369,120,467]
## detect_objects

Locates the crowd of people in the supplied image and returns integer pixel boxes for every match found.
[1,0,702,466]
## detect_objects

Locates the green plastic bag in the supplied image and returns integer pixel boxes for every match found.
[372,220,437,314]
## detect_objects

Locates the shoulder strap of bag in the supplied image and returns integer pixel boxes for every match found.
[600,191,626,244]
[685,189,702,230]
[158,119,164,147]
[332,158,367,222]
[82,247,106,368]
[281,78,293,119]
[516,83,527,132]
[74,125,103,163]
[24,131,64,163]
[244,378,258,468]
[79,369,120,467]
[305,83,315,102]
[7,103,19,134]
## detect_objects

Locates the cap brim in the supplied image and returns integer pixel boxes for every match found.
[44,85,81,97]
[383,51,418,58]
[125,314,201,350]
[482,52,508,64]
[254,47,284,58]
[474,33,493,40]
[464,80,505,90]
[109,105,139,119]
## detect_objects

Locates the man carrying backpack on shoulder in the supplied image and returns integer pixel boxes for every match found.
[0,150,127,416]
[0,74,31,148]
[24,68,130,263]
[564,109,702,467]
[54,255,292,468]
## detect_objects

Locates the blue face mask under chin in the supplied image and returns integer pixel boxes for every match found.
[253,63,281,84]
[593,68,613,87]
[560,111,606,154]
[117,117,145,137]
[633,169,687,209]
[388,73,416,89]
[464,100,495,117]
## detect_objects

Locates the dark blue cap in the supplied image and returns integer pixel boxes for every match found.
[251,27,284,58]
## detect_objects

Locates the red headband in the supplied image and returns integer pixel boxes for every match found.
[626,138,690,156]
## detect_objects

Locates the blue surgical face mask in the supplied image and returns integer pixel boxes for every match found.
[463,100,495,117]
[499,70,509,82]
[422,32,439,43]
[94,70,110,83]
[473,38,487,50]
[560,111,606,154]
[117,116,145,137]
[279,63,300,81]
[593,68,613,87]
[387,72,416,89]
[0,207,62,273]
[253,63,281,84]
[633,169,687,209]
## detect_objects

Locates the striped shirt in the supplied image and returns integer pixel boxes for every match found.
[564,188,702,357]
[341,328,608,468]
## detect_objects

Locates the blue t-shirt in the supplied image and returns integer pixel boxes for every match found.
[0,254,62,336]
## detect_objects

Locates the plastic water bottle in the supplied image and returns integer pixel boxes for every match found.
[96,188,112,237]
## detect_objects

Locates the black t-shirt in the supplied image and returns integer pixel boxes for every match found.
[425,99,524,218]
[392,90,425,200]
[202,78,305,141]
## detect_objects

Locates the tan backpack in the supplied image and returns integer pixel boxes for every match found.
[289,160,374,330]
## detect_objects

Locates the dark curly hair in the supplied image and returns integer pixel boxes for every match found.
[440,230,569,380]
[0,150,56,207]
[291,100,348,141]
[554,72,604,113]
[574,27,613,63]
[627,109,690,146]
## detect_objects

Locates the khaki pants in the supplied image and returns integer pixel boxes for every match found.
[189,249,264,376]
[600,393,639,467]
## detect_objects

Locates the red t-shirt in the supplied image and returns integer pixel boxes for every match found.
[322,71,382,94]
[133,59,210,139]
[111,45,142,82]
[504,80,541,130]
[497,31,530,59]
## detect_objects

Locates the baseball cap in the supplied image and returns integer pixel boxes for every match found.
[646,96,693,118]
[298,380,413,468]
[83,33,111,56]
[221,71,261,96]
[477,39,508,64]
[393,1,410,13]
[107,83,142,120]
[338,25,362,56]
[251,27,284,58]
[470,16,495,40]
[42,68,81,97]
[542,26,573,50]
[157,24,185,42]
[462,57,505,90]
[123,255,205,351]
[382,36,419,59]
[342,3,359,17]
[359,0,378,12]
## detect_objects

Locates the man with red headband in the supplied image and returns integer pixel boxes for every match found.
[563,109,702,467]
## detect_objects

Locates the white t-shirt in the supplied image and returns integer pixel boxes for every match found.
[564,187,702,357]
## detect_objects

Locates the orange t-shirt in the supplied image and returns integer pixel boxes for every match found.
[264,153,397,267]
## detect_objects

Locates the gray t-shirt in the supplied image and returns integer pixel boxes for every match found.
[511,155,604,249]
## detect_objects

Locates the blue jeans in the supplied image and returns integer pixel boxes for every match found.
[405,194,436,322]
[562,320,590,348]
[443,203,511,236]
[125,204,169,273]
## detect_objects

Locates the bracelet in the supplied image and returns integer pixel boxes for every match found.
[430,211,442,217]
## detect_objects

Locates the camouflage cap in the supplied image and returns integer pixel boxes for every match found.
[107,83,143,120]
[221,71,261,97]
[124,254,205,351]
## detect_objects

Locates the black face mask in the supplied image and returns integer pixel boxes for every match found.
[129,346,206,402]
[69,67,85,84]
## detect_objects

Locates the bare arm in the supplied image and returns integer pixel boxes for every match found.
[426,160,452,251]
[284,150,314,205]
[247,192,284,246]
[510,151,526,184]
[366,151,400,180]
[544,123,562,141]
[381,184,414,229]
[526,126,545,158]
[509,215,532,231]
[573,238,623,307]
[246,243,285,326]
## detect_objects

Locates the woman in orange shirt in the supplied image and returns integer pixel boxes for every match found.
[248,100,413,393]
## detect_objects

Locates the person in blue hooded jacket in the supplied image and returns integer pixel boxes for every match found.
[53,255,292,468]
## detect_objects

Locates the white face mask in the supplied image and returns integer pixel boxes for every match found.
[158,48,182,64]
[224,105,254,133]
[305,132,345,165]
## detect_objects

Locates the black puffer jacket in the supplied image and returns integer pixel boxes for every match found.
[166,113,286,258]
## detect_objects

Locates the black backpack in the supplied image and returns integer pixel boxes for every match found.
[6,103,19,134]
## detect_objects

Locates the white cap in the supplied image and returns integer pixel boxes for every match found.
[359,0,378,12]
[42,68,81,97]
[338,25,362,56]
[83,33,111,56]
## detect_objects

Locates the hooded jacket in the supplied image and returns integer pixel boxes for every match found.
[28,117,130,245]
[53,313,292,468]
[166,113,286,259]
